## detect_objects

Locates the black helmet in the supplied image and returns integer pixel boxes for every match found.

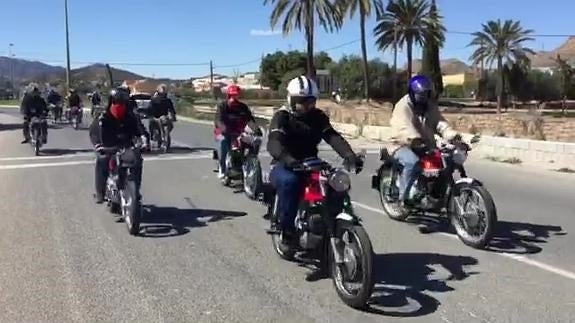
[109,87,130,104]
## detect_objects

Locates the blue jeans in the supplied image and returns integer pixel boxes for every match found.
[395,147,420,202]
[218,137,230,173]
[270,165,301,232]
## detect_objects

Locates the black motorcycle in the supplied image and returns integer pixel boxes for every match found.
[67,105,83,130]
[29,116,47,156]
[219,131,263,200]
[264,155,374,309]
[149,115,173,153]
[48,103,63,123]
[99,146,142,236]
[371,139,497,249]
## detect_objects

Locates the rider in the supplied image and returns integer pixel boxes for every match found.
[46,89,63,120]
[214,84,262,179]
[20,84,48,144]
[68,88,82,123]
[89,87,147,204]
[267,75,364,243]
[147,84,177,137]
[90,90,102,116]
[389,74,460,208]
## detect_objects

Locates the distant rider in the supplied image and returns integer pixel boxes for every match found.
[147,84,177,138]
[389,74,460,210]
[20,84,49,144]
[214,84,262,179]
[267,76,364,245]
[46,89,63,121]
[91,90,102,116]
[68,88,83,123]
[89,87,147,204]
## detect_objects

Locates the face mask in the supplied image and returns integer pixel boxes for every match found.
[228,97,239,107]
[110,103,126,120]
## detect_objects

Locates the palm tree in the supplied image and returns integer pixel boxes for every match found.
[338,0,383,101]
[469,20,534,114]
[373,0,441,80]
[264,0,342,80]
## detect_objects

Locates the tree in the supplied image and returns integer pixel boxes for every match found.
[420,0,445,97]
[329,55,394,99]
[374,0,441,80]
[469,19,534,114]
[554,55,575,116]
[337,0,383,101]
[504,61,531,108]
[264,0,342,80]
[260,50,333,90]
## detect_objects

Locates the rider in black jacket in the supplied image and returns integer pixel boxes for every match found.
[147,84,177,141]
[267,75,363,242]
[89,87,146,204]
[20,85,48,144]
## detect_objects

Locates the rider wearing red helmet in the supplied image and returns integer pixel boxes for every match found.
[214,84,262,178]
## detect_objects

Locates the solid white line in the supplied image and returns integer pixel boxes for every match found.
[0,153,212,170]
[0,152,93,162]
[351,201,575,282]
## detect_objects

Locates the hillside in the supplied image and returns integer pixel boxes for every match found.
[0,57,64,82]
[72,64,144,83]
[530,36,575,68]
[411,58,471,75]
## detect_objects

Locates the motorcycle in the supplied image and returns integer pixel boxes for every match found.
[264,155,374,309]
[99,146,143,236]
[149,114,173,153]
[67,105,83,130]
[91,104,104,118]
[29,116,48,156]
[371,138,497,249]
[220,131,263,200]
[48,103,63,123]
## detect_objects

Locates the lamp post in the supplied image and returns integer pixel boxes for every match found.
[64,0,71,94]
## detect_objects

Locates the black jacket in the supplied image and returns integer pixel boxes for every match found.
[267,107,355,165]
[68,93,81,107]
[89,111,144,149]
[148,94,176,118]
[21,94,48,118]
[214,101,257,135]
[46,92,62,105]
[91,93,102,105]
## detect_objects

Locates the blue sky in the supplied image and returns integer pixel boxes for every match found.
[0,0,573,79]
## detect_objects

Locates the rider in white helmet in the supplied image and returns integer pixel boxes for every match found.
[267,75,364,246]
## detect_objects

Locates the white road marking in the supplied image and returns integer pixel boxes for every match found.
[0,153,212,170]
[351,201,575,282]
[0,153,93,162]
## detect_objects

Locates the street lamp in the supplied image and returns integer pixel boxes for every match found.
[8,43,15,97]
[64,0,71,94]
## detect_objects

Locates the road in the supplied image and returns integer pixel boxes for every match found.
[0,107,574,322]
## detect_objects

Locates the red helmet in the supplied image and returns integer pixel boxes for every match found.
[227,85,241,98]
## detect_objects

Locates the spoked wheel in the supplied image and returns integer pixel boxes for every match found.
[121,181,141,236]
[330,220,375,309]
[378,173,408,221]
[269,195,296,261]
[33,129,41,156]
[243,156,262,200]
[449,181,497,249]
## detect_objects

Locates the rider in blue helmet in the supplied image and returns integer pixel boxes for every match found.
[389,75,460,210]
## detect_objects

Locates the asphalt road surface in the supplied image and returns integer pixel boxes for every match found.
[0,108,574,323]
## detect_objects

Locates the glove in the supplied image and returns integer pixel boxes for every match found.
[285,158,302,171]
[410,138,428,155]
[345,154,364,174]
[253,128,263,137]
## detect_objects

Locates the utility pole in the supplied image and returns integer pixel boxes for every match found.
[64,0,71,95]
[209,60,215,100]
[8,43,14,93]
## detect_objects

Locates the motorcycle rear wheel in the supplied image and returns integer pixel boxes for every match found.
[268,196,296,261]
[378,174,408,221]
[330,220,375,309]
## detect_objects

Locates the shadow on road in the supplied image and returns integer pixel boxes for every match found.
[487,221,566,254]
[41,148,95,156]
[366,253,479,317]
[139,204,247,238]
[143,146,215,157]
[405,214,566,255]
[0,123,22,131]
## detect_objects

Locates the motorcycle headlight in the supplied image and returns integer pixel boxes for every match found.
[453,149,467,165]
[328,169,351,193]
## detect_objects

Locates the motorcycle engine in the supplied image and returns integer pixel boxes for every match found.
[296,210,324,250]
[106,175,119,201]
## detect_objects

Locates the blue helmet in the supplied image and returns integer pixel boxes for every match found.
[408,75,432,108]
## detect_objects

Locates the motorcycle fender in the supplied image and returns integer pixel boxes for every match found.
[455,177,482,186]
[336,212,355,223]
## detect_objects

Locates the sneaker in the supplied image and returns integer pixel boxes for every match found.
[217,169,225,179]
[95,195,104,204]
[21,139,30,144]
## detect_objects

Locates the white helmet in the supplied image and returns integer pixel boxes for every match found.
[286,75,319,107]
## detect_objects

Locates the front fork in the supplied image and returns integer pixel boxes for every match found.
[326,195,356,265]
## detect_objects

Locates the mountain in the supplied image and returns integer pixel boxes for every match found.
[410,58,471,75]
[530,36,575,68]
[0,57,145,85]
[0,57,64,82]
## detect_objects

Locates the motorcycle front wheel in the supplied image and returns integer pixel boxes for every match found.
[33,128,41,156]
[330,220,375,309]
[122,181,141,236]
[449,181,497,249]
[243,156,262,200]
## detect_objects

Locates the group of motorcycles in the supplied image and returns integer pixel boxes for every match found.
[211,129,498,309]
